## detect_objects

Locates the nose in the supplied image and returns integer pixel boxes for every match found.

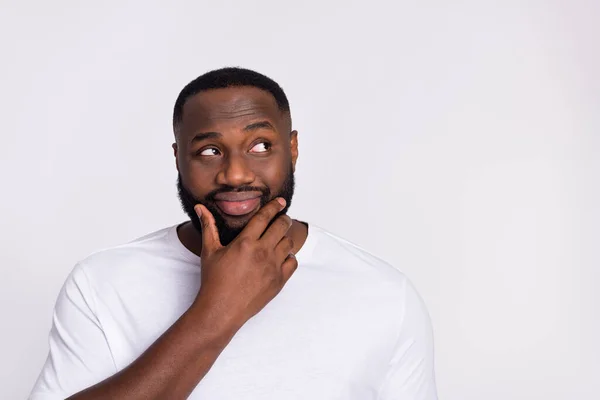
[216,154,255,187]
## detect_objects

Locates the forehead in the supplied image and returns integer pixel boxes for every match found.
[179,86,283,134]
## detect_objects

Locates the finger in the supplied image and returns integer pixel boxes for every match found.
[261,214,293,247]
[194,204,222,254]
[240,197,286,240]
[280,253,299,284]
[274,235,295,264]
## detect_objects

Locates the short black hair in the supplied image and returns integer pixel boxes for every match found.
[172,67,291,134]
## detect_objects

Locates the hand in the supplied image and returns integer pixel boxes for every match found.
[191,198,298,329]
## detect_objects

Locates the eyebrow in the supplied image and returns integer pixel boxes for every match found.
[191,131,221,143]
[191,121,277,143]
[243,120,276,132]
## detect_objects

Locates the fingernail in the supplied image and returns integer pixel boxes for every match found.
[277,198,286,207]
[194,205,202,216]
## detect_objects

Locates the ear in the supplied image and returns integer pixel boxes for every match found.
[290,130,299,172]
[172,142,179,172]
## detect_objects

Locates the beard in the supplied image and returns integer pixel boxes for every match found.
[177,165,295,246]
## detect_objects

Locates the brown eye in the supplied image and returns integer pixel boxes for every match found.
[199,147,220,156]
[250,142,271,153]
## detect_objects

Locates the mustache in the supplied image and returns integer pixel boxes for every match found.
[205,185,271,202]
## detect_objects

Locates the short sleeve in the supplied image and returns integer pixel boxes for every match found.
[377,279,438,400]
[29,264,117,399]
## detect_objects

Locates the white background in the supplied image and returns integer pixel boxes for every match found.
[1,1,598,399]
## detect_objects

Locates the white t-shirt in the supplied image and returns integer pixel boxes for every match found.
[30,224,437,400]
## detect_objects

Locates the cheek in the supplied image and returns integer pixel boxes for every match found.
[252,157,288,188]
[180,160,217,196]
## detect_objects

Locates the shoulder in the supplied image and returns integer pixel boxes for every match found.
[306,225,433,337]
[305,224,410,291]
[73,225,185,286]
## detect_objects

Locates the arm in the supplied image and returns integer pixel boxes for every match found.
[67,294,241,400]
[31,198,297,400]
[30,265,240,400]
[377,279,438,400]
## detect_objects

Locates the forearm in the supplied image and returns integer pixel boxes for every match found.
[67,300,240,400]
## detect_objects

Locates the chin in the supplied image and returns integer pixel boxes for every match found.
[220,211,257,229]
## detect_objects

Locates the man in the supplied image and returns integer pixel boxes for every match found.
[30,67,438,399]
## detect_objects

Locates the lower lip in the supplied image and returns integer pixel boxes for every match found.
[215,198,261,216]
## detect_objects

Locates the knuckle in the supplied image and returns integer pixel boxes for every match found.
[277,216,291,230]
[286,236,295,249]
[238,237,253,250]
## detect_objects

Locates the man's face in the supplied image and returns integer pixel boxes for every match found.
[174,86,298,245]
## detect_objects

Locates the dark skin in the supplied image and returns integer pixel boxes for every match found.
[174,86,307,255]
[68,86,308,399]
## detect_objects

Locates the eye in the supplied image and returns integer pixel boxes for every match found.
[250,141,272,153]
[198,147,220,156]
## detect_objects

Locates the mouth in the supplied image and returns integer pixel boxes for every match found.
[213,191,263,217]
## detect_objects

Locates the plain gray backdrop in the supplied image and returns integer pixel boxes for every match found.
[1,1,598,399]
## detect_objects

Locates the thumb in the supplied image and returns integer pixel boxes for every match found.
[194,204,222,254]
